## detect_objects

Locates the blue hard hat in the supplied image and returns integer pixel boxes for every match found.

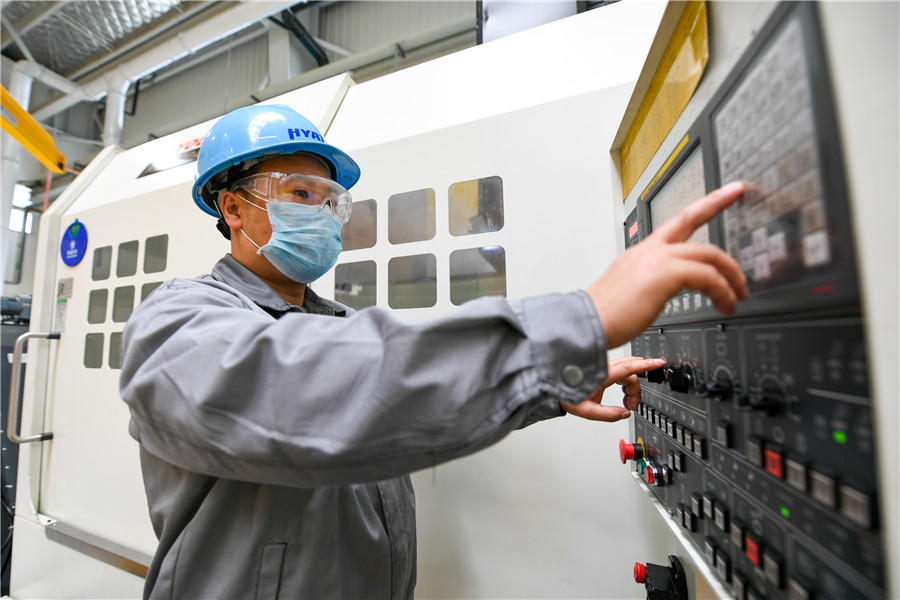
[192,104,361,217]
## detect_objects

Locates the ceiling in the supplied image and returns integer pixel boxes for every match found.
[0,1,236,81]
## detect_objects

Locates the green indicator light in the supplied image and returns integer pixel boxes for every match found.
[833,430,848,444]
[780,507,790,518]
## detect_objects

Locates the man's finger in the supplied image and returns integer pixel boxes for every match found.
[606,357,665,386]
[654,182,745,244]
[667,243,749,300]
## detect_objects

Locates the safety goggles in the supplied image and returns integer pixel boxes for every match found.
[232,172,352,224]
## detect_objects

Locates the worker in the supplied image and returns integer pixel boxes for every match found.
[120,104,747,599]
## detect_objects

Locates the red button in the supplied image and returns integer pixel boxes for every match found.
[745,536,761,567]
[765,449,784,479]
[619,439,644,463]
[644,465,655,485]
[634,562,646,583]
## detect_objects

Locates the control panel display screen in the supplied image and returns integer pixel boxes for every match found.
[649,147,708,245]
[714,17,832,293]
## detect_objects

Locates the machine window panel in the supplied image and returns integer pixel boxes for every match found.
[342,199,377,251]
[92,246,112,280]
[388,189,435,244]
[388,254,436,309]
[141,282,163,301]
[143,234,168,273]
[449,246,507,305]
[87,289,108,324]
[84,333,104,369]
[108,332,123,370]
[335,261,376,310]
[448,176,504,236]
[116,240,139,277]
[112,286,135,322]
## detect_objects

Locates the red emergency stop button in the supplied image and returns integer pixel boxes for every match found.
[619,439,644,463]
[634,562,646,584]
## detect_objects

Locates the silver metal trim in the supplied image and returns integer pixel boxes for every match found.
[45,519,152,578]
[7,331,59,444]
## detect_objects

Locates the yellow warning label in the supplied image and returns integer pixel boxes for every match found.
[620,1,708,200]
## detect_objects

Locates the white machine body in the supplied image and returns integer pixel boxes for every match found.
[8,2,897,599]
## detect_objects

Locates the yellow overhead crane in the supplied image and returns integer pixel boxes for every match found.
[1,84,66,174]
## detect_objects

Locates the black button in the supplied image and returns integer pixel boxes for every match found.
[714,504,730,532]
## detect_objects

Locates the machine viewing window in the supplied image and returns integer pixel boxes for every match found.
[335,261,376,310]
[141,282,163,301]
[87,289,108,324]
[144,234,168,273]
[449,247,507,305]
[342,199,377,250]
[116,241,139,277]
[84,333,103,369]
[109,332,123,370]
[388,254,436,309]
[448,176,504,236]
[388,189,435,244]
[92,246,112,281]
[714,16,831,293]
[648,148,708,244]
[112,286,135,323]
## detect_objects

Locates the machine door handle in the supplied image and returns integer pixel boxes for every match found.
[7,331,59,444]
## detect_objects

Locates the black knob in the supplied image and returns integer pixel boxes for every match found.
[699,379,732,399]
[667,366,693,394]
[647,366,666,384]
[738,391,784,415]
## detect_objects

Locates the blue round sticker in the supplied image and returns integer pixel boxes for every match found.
[61,220,88,267]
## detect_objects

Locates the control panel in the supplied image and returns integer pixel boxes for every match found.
[620,3,885,599]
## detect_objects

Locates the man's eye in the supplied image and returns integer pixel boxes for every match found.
[291,189,310,199]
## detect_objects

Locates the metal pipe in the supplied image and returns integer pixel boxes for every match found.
[253,14,476,102]
[102,71,131,147]
[31,1,298,122]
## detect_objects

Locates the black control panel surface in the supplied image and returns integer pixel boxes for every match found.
[622,3,883,599]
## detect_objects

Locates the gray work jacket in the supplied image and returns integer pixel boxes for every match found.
[120,254,608,599]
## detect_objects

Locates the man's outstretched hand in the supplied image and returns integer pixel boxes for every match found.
[587,182,749,349]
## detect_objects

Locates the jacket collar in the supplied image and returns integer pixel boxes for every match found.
[211,254,347,317]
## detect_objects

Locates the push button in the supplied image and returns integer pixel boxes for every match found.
[744,535,761,567]
[691,494,703,518]
[715,421,731,447]
[715,548,731,582]
[733,573,747,600]
[561,365,584,386]
[810,470,837,508]
[788,579,811,600]
[762,549,783,588]
[674,423,683,445]
[714,504,729,532]
[786,458,807,492]
[764,447,784,479]
[839,485,872,529]
[747,437,763,467]
[692,435,706,459]
[731,522,744,551]
[702,493,715,520]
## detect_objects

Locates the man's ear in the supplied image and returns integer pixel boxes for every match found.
[220,191,243,230]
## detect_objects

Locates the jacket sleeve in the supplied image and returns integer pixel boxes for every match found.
[120,278,608,488]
